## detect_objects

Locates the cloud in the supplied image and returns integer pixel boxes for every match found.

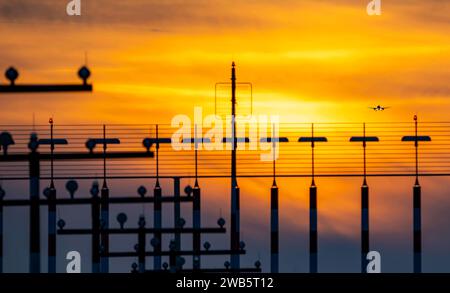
[0,0,282,31]
[1,0,448,34]
[0,0,63,22]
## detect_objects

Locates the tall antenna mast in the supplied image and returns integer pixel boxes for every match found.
[350,123,379,273]
[215,62,252,270]
[230,62,239,269]
[49,117,54,189]
[401,114,431,273]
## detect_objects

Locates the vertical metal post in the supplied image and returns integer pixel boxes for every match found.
[100,125,109,273]
[310,125,317,273]
[29,133,40,273]
[169,241,176,272]
[309,184,318,273]
[300,125,327,273]
[270,131,279,273]
[230,62,240,269]
[91,182,100,273]
[173,177,181,252]
[138,216,146,273]
[193,125,201,270]
[153,125,162,270]
[270,185,279,273]
[348,126,379,273]
[413,183,421,273]
[0,185,4,273]
[361,182,369,273]
[47,119,56,273]
[193,185,201,270]
[361,123,369,273]
[48,187,56,273]
[413,115,422,273]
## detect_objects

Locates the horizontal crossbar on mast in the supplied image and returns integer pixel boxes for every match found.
[58,227,225,234]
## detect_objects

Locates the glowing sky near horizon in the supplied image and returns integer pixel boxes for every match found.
[1,0,450,272]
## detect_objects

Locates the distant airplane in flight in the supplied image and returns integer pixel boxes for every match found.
[369,105,390,111]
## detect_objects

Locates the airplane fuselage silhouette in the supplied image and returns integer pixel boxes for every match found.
[370,105,389,111]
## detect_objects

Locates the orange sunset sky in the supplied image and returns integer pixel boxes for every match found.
[1,0,450,272]
[0,0,449,124]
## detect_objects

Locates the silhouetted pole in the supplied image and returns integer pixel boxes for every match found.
[261,130,288,273]
[230,62,240,269]
[173,177,181,252]
[193,125,202,271]
[48,119,57,273]
[100,125,110,273]
[28,133,40,273]
[413,116,421,274]
[402,115,431,273]
[138,215,146,273]
[299,124,327,273]
[182,127,211,271]
[361,183,369,273]
[309,125,317,274]
[0,185,4,273]
[193,184,201,270]
[38,119,68,273]
[84,129,120,273]
[270,136,279,273]
[142,127,171,271]
[153,125,162,270]
[309,185,318,274]
[361,124,369,274]
[350,123,379,273]
[362,124,369,275]
[91,181,101,273]
[81,126,121,273]
[169,240,177,272]
[413,182,421,273]
[216,63,252,270]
